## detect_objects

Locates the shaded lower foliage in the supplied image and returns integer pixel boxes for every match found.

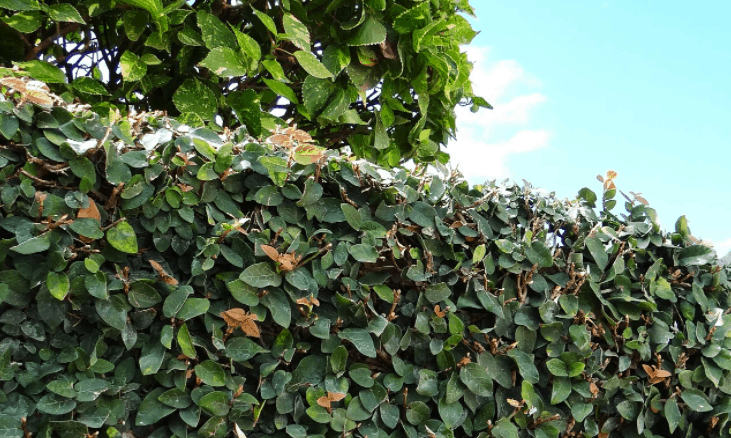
[0,72,730,438]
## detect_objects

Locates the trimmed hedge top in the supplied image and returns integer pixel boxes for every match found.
[0,72,731,438]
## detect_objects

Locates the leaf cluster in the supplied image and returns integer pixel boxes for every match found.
[0,76,730,438]
[0,0,490,166]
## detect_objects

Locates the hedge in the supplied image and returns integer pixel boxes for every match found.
[0,71,730,438]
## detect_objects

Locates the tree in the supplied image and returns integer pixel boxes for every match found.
[0,0,490,166]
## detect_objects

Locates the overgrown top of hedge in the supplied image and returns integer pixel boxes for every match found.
[0,71,730,438]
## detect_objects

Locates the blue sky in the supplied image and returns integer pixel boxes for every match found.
[450,0,731,256]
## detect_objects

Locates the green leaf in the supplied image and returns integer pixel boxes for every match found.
[177,323,196,358]
[459,362,492,397]
[665,397,681,433]
[0,113,19,139]
[36,394,76,415]
[492,418,519,438]
[550,376,571,404]
[48,4,85,23]
[678,244,714,266]
[225,337,267,361]
[106,221,138,254]
[16,60,65,83]
[261,289,291,328]
[294,52,334,79]
[282,13,310,50]
[584,237,608,270]
[135,387,176,426]
[526,241,553,268]
[95,295,127,331]
[158,388,192,409]
[251,7,277,34]
[228,89,261,137]
[69,218,103,239]
[2,11,42,32]
[322,45,351,76]
[0,0,40,11]
[349,244,378,263]
[176,297,210,321]
[680,388,713,412]
[425,283,451,303]
[651,277,674,300]
[123,10,147,41]
[545,358,568,376]
[173,78,217,120]
[347,16,387,46]
[127,282,162,308]
[200,47,248,77]
[341,203,362,230]
[339,328,376,358]
[120,51,147,82]
[405,401,430,425]
[231,25,261,61]
[195,360,226,386]
[197,10,236,49]
[139,339,166,375]
[199,391,230,416]
[508,349,539,384]
[47,375,77,398]
[240,262,282,288]
[46,272,70,300]
[75,379,109,402]
[262,78,299,104]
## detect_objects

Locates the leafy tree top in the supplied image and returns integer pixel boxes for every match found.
[0,0,491,166]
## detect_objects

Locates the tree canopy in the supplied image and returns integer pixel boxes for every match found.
[0,0,491,166]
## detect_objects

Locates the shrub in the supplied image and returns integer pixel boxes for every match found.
[0,73,730,438]
[0,0,490,166]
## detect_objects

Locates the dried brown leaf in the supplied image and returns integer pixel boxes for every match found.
[220,308,260,338]
[260,244,280,262]
[296,296,320,307]
[316,396,331,410]
[506,398,522,407]
[379,41,398,60]
[77,200,101,222]
[433,305,446,318]
[328,391,346,401]
[149,260,178,285]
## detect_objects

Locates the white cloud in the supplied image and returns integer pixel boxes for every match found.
[449,46,548,183]
[714,237,731,257]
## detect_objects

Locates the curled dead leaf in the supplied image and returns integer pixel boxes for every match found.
[506,398,522,407]
[379,41,398,60]
[149,260,179,285]
[296,295,320,307]
[77,200,101,221]
[433,305,447,318]
[642,364,671,384]
[220,308,261,338]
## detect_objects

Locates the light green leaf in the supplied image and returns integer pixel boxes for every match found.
[282,13,310,50]
[2,11,41,32]
[176,297,210,321]
[16,60,65,83]
[197,10,237,49]
[200,47,248,77]
[252,7,277,34]
[48,4,85,23]
[106,221,138,254]
[10,234,50,254]
[0,0,40,11]
[173,79,217,120]
[120,51,147,82]
[199,391,230,416]
[347,16,387,46]
[293,52,334,79]
[46,272,69,300]
[262,78,299,104]
[177,323,196,358]
[72,77,108,95]
[322,45,351,76]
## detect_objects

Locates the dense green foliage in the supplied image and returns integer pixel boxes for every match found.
[0,0,489,166]
[2,72,731,438]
